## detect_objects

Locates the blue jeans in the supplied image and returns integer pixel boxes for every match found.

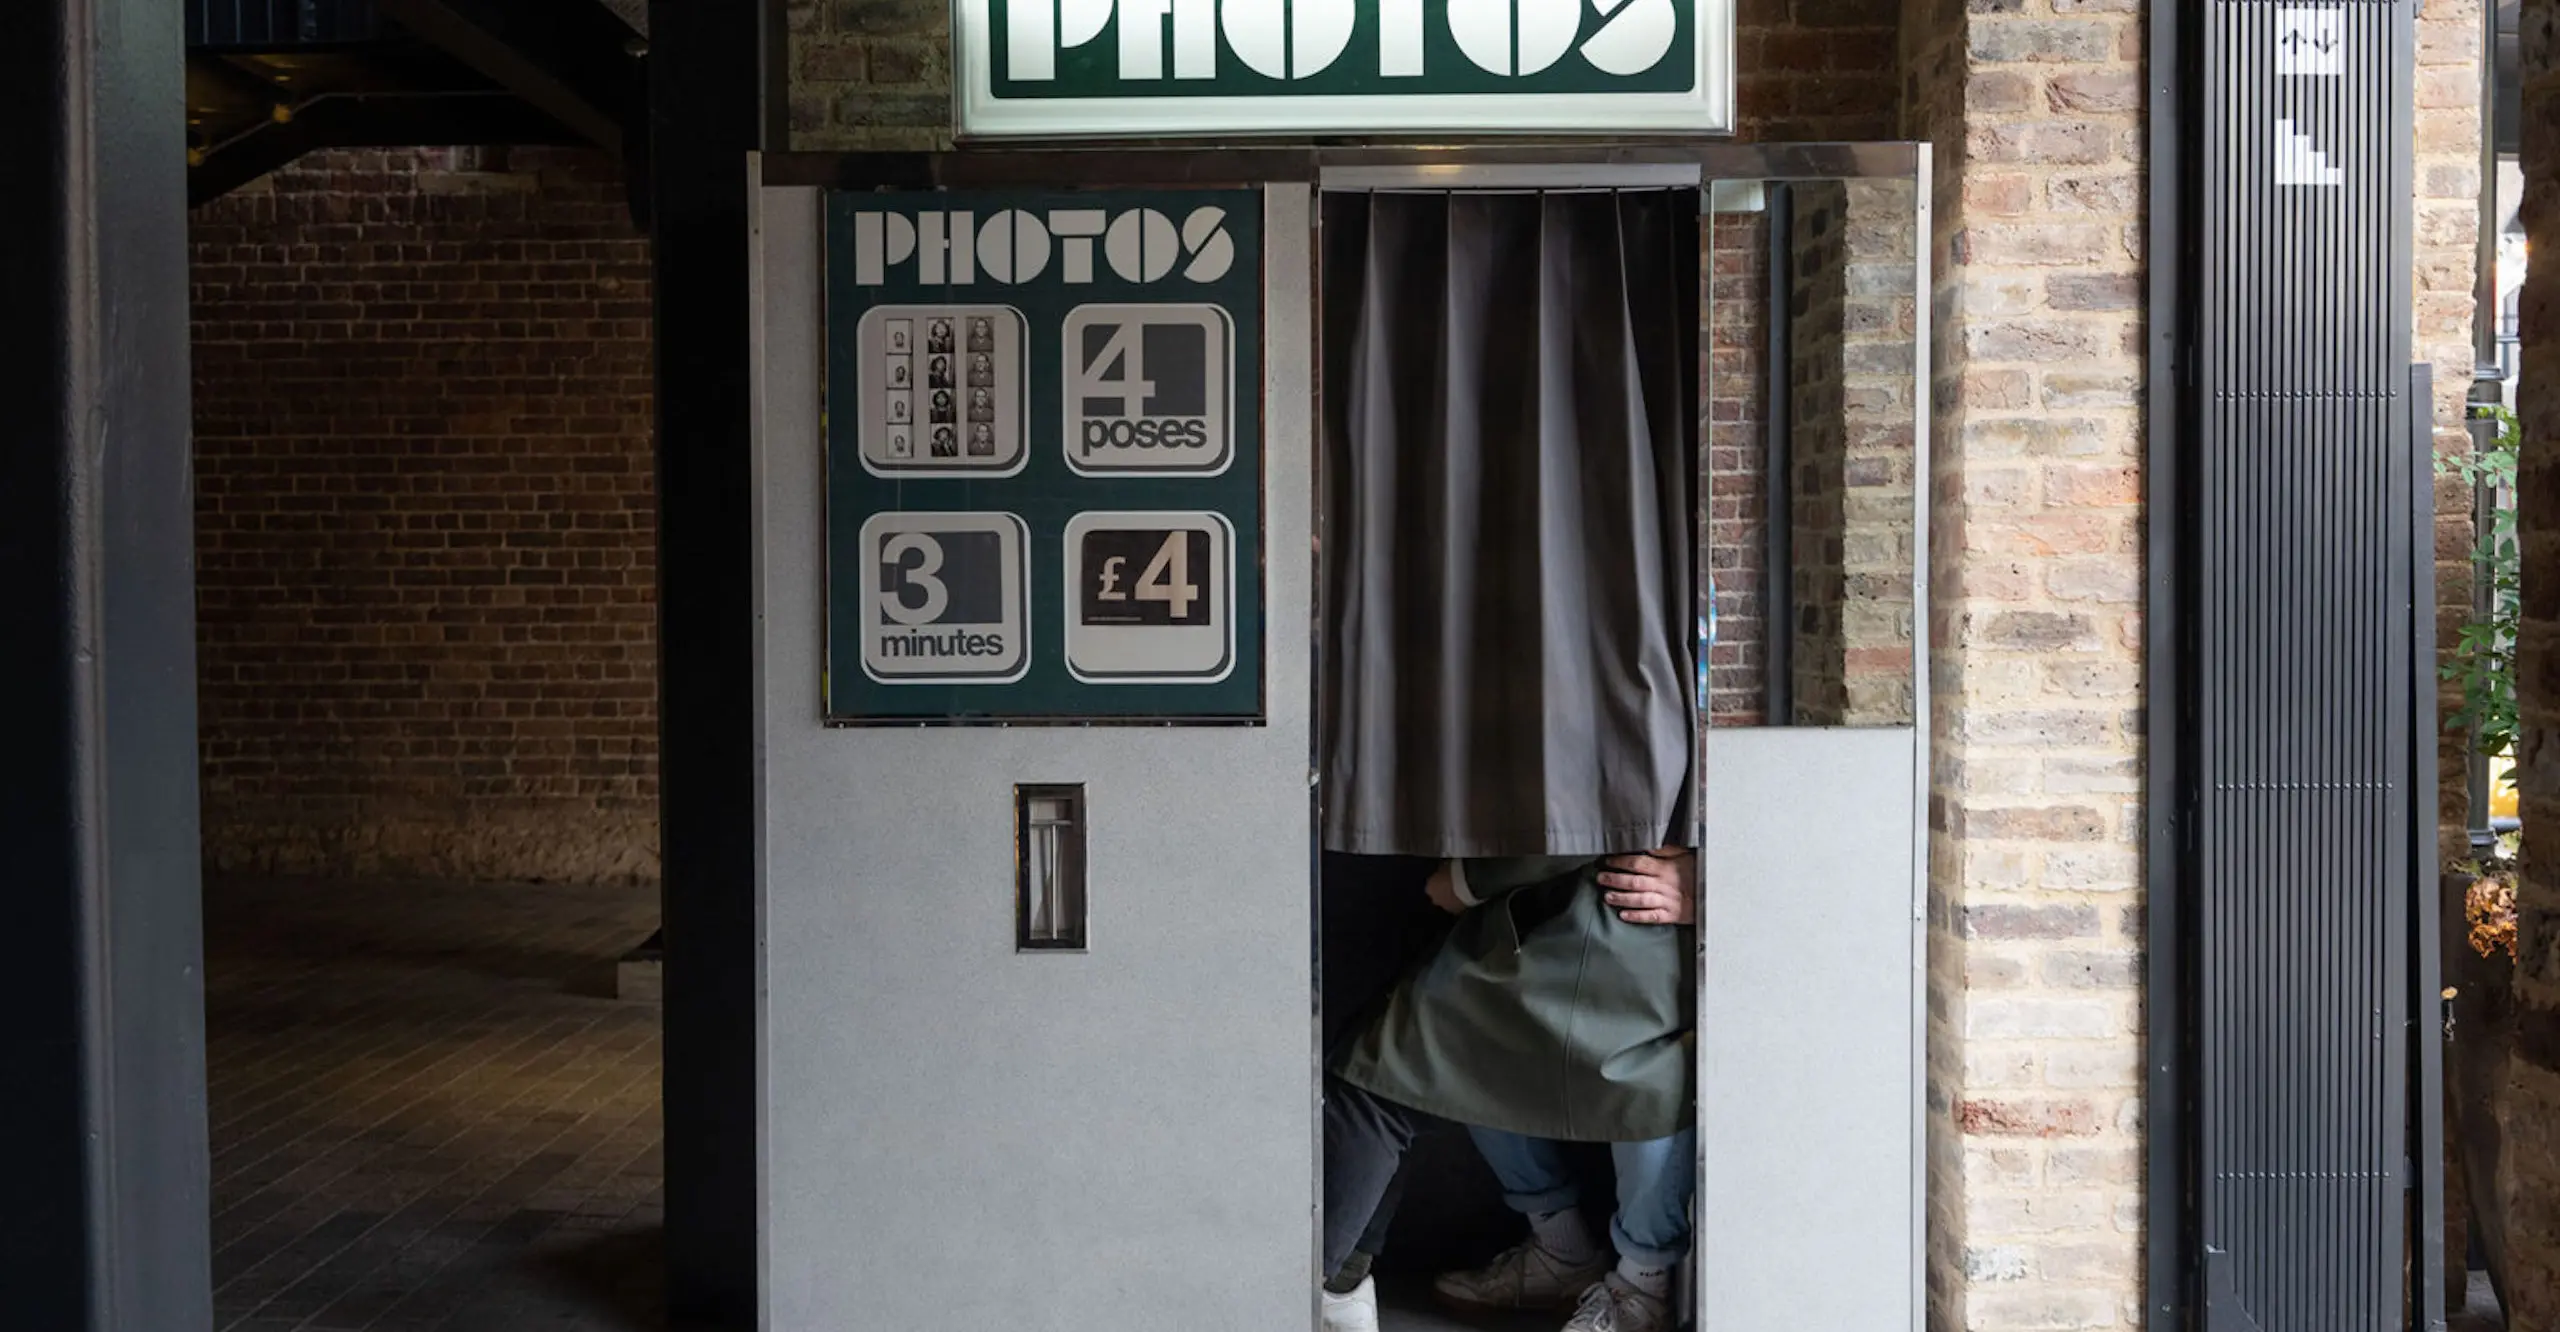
[1469,1126,1697,1270]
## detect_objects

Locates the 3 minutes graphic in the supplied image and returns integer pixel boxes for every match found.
[1062,511,1233,682]
[1061,304,1232,475]
[858,512,1030,683]
[859,305,1029,475]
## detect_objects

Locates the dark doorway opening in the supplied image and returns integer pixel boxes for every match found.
[189,144,668,1332]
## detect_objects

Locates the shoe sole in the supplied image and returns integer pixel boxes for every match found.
[1429,1280,1603,1317]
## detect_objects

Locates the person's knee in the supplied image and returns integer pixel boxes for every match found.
[1326,1077,1427,1148]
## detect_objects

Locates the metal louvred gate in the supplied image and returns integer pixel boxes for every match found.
[2160,0,2448,1326]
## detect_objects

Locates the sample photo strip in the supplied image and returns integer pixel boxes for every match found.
[855,306,1029,476]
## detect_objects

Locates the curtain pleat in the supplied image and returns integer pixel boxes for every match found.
[1320,189,1700,858]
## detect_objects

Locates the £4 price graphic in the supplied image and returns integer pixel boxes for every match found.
[1063,512,1234,683]
[1083,529,1212,626]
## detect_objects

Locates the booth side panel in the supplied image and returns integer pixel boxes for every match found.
[753,183,1318,1332]
[1699,725,1921,1331]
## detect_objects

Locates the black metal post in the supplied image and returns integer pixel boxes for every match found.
[648,0,782,1324]
[2144,0,2197,1317]
[2413,363,2451,1332]
[0,0,212,1327]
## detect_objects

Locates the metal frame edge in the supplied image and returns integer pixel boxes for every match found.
[1910,141,1936,1332]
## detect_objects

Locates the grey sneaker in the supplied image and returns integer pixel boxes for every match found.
[1431,1240,1609,1314]
[1561,1274,1671,1332]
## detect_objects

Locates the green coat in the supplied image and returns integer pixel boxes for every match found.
[1334,855,1695,1143]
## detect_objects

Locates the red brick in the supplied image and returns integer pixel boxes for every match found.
[1958,1097,2106,1138]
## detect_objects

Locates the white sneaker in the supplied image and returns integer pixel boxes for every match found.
[1561,1273,1671,1332]
[1321,1275,1380,1332]
[1432,1240,1610,1314]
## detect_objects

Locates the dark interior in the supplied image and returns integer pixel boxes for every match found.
[1314,184,1704,1326]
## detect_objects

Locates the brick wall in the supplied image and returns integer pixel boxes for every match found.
[191,147,661,886]
[789,0,948,150]
[1707,210,1772,728]
[1784,179,1920,727]
[1737,0,1902,141]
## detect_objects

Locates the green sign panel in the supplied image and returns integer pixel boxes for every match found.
[953,1,1733,139]
[823,189,1264,723]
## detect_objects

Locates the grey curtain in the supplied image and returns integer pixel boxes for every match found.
[1319,189,1700,858]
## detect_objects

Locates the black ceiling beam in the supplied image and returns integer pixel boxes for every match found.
[188,90,578,205]
[185,49,290,117]
[373,0,635,154]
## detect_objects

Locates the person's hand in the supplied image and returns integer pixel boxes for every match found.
[1424,863,1466,914]
[1600,847,1696,925]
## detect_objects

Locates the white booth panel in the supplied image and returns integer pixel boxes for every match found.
[1700,725,1921,1331]
[753,183,1318,1332]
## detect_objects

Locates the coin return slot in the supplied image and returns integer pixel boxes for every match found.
[1016,784,1087,952]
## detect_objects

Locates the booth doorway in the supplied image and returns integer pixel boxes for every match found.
[1310,180,1703,1332]
[1306,158,1930,1332]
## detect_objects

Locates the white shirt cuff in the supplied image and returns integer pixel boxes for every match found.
[1446,860,1481,907]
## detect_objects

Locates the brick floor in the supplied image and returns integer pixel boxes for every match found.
[206,877,663,1332]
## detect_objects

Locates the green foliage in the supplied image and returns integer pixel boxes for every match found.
[2438,404,2521,785]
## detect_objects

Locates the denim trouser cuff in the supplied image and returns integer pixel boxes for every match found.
[1608,1222,1690,1272]
[1500,1182,1584,1216]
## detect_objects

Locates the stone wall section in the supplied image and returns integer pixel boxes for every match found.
[1902,0,2150,1323]
[1839,179,1923,727]
[1789,183,1855,724]
[2509,0,2560,1321]
[2424,0,2492,877]
[2414,0,2489,1298]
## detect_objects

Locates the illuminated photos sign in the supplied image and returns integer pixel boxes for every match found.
[953,1,1733,138]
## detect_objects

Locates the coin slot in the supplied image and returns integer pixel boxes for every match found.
[1015,784,1088,952]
